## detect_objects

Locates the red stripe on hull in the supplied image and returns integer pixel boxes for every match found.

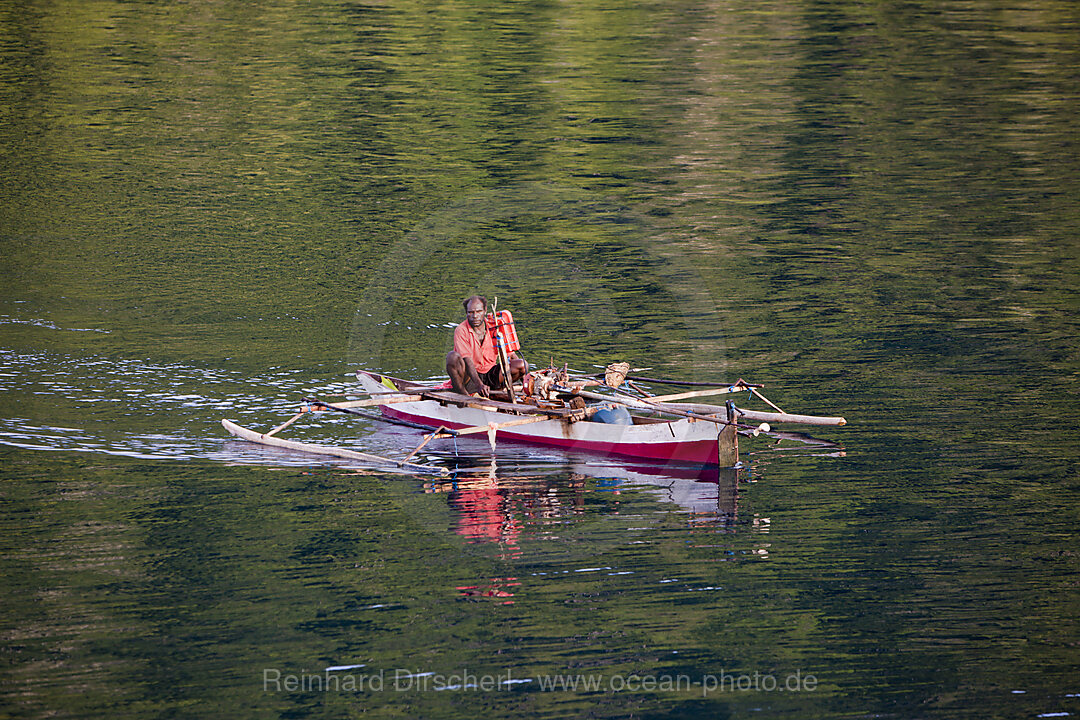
[382,406,720,465]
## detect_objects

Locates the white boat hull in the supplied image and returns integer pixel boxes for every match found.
[356,371,736,466]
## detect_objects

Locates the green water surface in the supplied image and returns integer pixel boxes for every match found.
[1,1,1078,718]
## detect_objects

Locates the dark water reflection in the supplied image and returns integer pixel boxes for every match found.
[2,0,1079,718]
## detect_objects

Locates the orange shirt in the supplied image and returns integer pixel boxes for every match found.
[454,320,498,374]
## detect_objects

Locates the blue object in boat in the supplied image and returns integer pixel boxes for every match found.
[591,405,633,425]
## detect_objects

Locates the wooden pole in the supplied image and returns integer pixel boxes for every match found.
[316,395,423,409]
[749,388,787,415]
[496,342,516,403]
[490,298,517,404]
[593,374,764,389]
[643,386,754,403]
[402,427,446,462]
[304,398,443,432]
[265,409,307,437]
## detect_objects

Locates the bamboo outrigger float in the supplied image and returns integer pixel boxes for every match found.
[220,418,450,475]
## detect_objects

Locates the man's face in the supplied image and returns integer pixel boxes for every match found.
[466,299,486,329]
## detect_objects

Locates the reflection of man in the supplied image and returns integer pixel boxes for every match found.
[445,295,526,397]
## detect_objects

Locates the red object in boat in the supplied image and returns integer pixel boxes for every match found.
[486,310,520,353]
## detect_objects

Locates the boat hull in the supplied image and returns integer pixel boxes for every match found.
[356,371,734,467]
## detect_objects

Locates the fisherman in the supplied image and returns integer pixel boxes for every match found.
[446,295,526,398]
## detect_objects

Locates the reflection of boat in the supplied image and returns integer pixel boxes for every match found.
[425,461,747,605]
[568,461,740,518]
[355,371,845,467]
[423,453,740,535]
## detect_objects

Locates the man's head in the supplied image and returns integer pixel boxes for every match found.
[463,295,487,329]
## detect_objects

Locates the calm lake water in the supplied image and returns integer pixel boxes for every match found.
[1,1,1078,718]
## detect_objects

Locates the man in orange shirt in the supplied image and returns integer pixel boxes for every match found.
[446,295,526,397]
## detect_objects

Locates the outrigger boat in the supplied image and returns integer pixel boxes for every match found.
[221,307,845,471]
[221,365,845,472]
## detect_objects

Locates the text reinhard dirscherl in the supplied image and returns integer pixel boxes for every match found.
[262,668,818,697]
